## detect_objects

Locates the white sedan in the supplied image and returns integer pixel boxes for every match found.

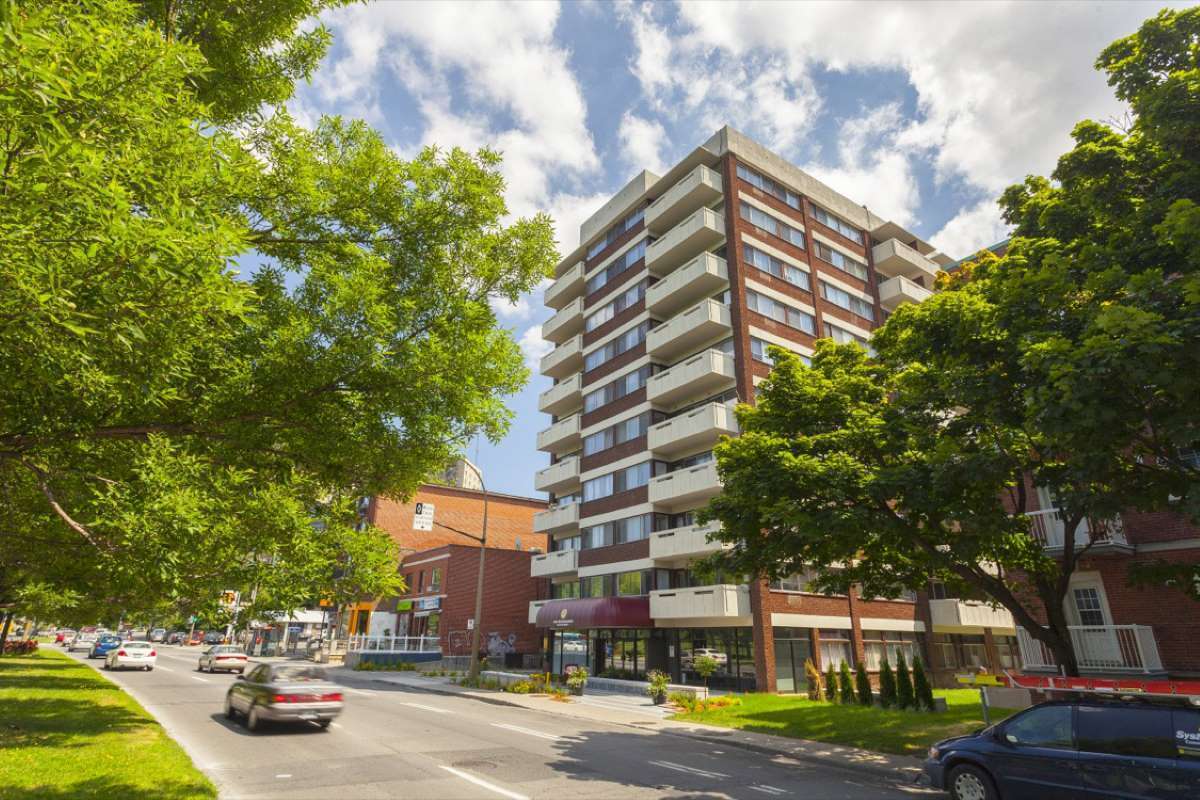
[104,641,157,671]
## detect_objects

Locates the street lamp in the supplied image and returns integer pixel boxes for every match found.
[461,461,489,683]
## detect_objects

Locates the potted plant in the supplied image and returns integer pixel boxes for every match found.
[566,665,588,696]
[646,670,670,705]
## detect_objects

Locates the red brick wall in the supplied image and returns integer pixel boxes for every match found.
[369,484,547,557]
[440,545,544,656]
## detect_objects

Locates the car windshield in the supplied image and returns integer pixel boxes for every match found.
[100,636,120,643]
[272,666,328,683]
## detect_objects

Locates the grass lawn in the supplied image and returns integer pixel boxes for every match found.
[673,689,1017,757]
[0,648,216,800]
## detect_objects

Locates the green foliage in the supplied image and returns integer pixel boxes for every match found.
[879,660,897,709]
[855,661,873,707]
[895,652,915,710]
[694,655,719,685]
[912,658,935,712]
[823,663,837,703]
[0,1,554,620]
[803,658,822,701]
[838,661,856,705]
[646,670,671,697]
[566,667,588,689]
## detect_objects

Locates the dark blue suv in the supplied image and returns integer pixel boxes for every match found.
[924,699,1200,799]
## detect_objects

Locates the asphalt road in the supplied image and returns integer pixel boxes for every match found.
[67,646,932,800]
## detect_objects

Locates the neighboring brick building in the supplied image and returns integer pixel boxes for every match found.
[373,544,546,663]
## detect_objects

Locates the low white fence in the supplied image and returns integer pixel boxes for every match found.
[347,635,442,654]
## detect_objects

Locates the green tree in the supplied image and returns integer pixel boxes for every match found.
[694,655,719,690]
[823,663,837,702]
[912,657,935,712]
[855,660,873,707]
[0,2,553,617]
[878,659,897,709]
[838,661,856,705]
[895,652,915,710]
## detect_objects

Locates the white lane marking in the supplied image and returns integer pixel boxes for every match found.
[153,665,173,672]
[648,760,730,779]
[190,676,209,683]
[750,786,788,796]
[344,688,372,696]
[401,702,451,714]
[275,774,292,779]
[330,722,342,729]
[490,722,562,741]
[439,766,529,800]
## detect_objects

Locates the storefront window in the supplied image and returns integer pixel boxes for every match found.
[773,628,813,693]
[819,629,853,670]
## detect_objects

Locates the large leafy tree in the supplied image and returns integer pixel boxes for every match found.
[707,7,1200,674]
[0,1,555,626]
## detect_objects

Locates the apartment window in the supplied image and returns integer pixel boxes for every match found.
[820,281,875,321]
[771,570,820,592]
[587,206,646,259]
[585,280,647,333]
[736,163,801,209]
[552,581,580,599]
[581,460,662,502]
[587,239,648,293]
[580,575,611,598]
[582,514,654,549]
[931,634,958,669]
[810,205,864,245]
[653,510,696,531]
[995,635,1020,670]
[429,567,442,592]
[552,535,581,552]
[584,320,650,372]
[813,241,869,281]
[617,571,645,596]
[743,243,811,291]
[583,364,660,413]
[582,411,660,456]
[750,337,810,367]
[417,571,425,592]
[928,581,948,601]
[669,450,714,471]
[862,630,919,670]
[746,289,816,334]
[960,634,988,669]
[822,321,871,350]
[740,201,805,248]
[819,629,853,670]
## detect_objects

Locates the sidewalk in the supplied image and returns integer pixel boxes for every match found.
[328,667,926,786]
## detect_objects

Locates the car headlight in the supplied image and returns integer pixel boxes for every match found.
[927,746,940,760]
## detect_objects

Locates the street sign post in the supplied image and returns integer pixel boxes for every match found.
[413,502,434,531]
[956,673,1004,724]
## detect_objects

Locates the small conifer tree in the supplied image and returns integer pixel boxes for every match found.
[912,657,935,711]
[838,661,856,704]
[896,651,915,710]
[878,658,897,708]
[855,660,873,706]
[824,663,837,702]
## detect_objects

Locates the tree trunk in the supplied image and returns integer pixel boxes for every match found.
[0,612,12,655]
[1041,591,1081,676]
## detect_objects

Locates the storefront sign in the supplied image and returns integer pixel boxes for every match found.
[416,596,440,610]
[395,600,413,611]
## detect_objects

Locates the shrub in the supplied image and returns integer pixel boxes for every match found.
[823,663,837,702]
[506,680,533,694]
[1,639,38,655]
[855,660,873,706]
[694,655,719,688]
[838,661,856,705]
[878,658,897,708]
[896,651,915,710]
[548,686,570,702]
[566,666,588,690]
[912,657,935,711]
[803,658,822,701]
[646,670,670,697]
[667,691,696,712]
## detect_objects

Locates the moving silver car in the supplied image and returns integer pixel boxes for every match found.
[224,664,343,732]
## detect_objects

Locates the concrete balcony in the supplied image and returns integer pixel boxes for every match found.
[872,237,943,283]
[879,274,933,311]
[646,349,736,406]
[650,584,750,622]
[646,164,724,235]
[528,600,549,624]
[1026,509,1131,552]
[648,461,721,509]
[646,299,731,361]
[649,520,727,563]
[533,502,580,534]
[645,253,729,317]
[646,208,725,277]
[543,296,585,344]
[530,549,579,578]
[533,455,580,494]
[1017,625,1164,675]
[648,402,737,458]
[538,373,582,417]
[536,413,581,454]
[540,334,583,379]
[929,599,1015,631]
[545,261,585,310]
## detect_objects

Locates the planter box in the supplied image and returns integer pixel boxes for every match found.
[585,675,708,699]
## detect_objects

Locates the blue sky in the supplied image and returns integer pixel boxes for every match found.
[291,0,1171,498]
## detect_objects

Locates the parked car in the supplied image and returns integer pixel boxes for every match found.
[55,629,74,645]
[198,645,249,674]
[224,664,343,732]
[202,631,225,646]
[166,631,185,645]
[68,633,97,653]
[88,635,123,659]
[185,631,204,646]
[103,641,157,671]
[682,647,728,667]
[128,628,149,641]
[150,628,167,643]
[924,698,1200,800]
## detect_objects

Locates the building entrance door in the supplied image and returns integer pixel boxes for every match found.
[1067,577,1121,668]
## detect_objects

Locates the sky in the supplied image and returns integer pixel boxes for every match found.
[290,0,1171,498]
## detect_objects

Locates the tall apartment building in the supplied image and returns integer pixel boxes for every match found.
[526,126,998,692]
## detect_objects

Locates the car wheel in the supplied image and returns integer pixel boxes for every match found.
[948,764,997,800]
[246,704,262,732]
[103,661,110,670]
[317,720,331,730]
[145,666,152,671]
[224,695,237,720]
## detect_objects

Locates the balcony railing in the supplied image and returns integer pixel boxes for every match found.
[648,460,722,508]
[347,635,441,654]
[536,413,581,454]
[645,164,724,234]
[543,296,585,343]
[645,349,736,406]
[545,261,585,309]
[1026,509,1129,550]
[537,373,582,416]
[645,207,725,277]
[645,298,732,361]
[650,584,749,620]
[645,252,729,317]
[530,548,579,578]
[1016,625,1163,674]
[871,237,942,282]
[648,401,737,457]
[533,501,580,533]
[928,599,1015,630]
[878,274,933,311]
[649,520,726,562]
[534,455,581,494]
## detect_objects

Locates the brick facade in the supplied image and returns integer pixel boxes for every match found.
[367,483,547,556]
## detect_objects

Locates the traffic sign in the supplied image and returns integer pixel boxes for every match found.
[413,502,434,531]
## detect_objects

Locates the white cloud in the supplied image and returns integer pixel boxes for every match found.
[618,112,668,174]
[518,325,553,371]
[931,199,1010,260]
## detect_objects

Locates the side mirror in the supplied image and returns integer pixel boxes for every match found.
[1004,732,1018,745]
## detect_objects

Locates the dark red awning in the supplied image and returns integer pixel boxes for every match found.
[535,597,651,629]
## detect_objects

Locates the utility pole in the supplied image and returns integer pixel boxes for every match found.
[463,461,489,683]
